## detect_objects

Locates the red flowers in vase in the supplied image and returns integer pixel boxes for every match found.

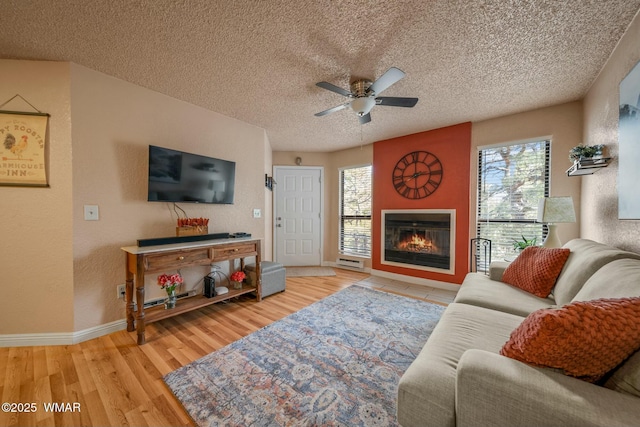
[230,271,246,283]
[157,273,183,295]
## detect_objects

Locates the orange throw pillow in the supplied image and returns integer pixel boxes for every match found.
[500,298,640,382]
[502,246,570,297]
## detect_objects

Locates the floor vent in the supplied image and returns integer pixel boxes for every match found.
[336,257,365,270]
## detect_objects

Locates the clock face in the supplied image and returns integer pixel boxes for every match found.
[392,151,443,199]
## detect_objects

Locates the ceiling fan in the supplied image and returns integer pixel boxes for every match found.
[314,67,418,124]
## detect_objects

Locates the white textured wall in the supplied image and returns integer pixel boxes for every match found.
[0,59,271,337]
[275,105,583,269]
[582,11,640,252]
[471,102,584,246]
[263,131,273,261]
[0,60,75,334]
[70,64,270,331]
[272,148,375,267]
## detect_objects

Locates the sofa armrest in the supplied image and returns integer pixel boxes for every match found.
[456,349,640,427]
[488,261,510,281]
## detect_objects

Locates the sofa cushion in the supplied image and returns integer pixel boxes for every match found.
[457,350,640,427]
[454,272,555,317]
[488,260,510,281]
[500,297,640,382]
[502,246,570,297]
[605,350,640,397]
[397,303,524,427]
[552,239,640,306]
[572,258,640,302]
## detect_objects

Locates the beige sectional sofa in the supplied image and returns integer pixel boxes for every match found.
[397,239,640,427]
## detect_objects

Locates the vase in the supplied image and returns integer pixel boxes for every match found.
[232,281,242,290]
[593,147,603,159]
[165,289,177,309]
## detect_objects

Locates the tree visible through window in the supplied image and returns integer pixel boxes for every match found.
[477,140,550,262]
[339,165,372,257]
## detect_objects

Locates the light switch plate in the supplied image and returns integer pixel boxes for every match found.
[84,205,99,221]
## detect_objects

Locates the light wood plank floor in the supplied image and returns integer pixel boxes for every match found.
[0,269,454,427]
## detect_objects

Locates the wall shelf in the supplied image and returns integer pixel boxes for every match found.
[566,157,611,176]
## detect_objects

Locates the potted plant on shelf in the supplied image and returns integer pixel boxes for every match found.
[513,235,537,252]
[569,144,604,162]
[157,273,183,309]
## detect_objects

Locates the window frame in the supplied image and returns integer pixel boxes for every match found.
[476,139,551,263]
[338,164,372,258]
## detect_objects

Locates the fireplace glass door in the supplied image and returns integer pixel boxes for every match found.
[382,210,455,274]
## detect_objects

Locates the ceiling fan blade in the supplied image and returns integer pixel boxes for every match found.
[314,102,350,117]
[368,67,406,95]
[316,81,353,97]
[376,97,419,108]
[359,113,371,124]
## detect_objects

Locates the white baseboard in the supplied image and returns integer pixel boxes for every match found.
[0,319,127,348]
[370,269,460,292]
[0,268,458,347]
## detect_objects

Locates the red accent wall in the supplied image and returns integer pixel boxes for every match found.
[372,122,471,284]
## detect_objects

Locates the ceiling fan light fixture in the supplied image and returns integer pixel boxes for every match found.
[314,67,415,123]
[350,97,376,117]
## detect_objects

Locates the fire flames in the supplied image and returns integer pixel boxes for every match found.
[396,234,437,253]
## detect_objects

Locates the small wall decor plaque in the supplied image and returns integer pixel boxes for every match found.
[0,95,50,187]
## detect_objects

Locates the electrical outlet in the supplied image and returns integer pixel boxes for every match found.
[253,208,261,218]
[84,205,99,221]
[117,284,126,299]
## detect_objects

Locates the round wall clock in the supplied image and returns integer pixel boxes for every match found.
[392,150,443,199]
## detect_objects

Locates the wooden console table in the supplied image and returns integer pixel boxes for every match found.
[121,238,262,344]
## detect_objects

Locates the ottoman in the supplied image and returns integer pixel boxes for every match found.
[245,261,286,298]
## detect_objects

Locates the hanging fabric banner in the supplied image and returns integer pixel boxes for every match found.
[0,111,49,187]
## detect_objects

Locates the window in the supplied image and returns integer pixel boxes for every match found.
[339,165,372,257]
[477,140,550,262]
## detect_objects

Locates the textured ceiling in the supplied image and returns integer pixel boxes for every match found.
[1,1,639,152]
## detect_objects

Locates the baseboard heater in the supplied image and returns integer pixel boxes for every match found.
[336,257,365,270]
[132,291,195,311]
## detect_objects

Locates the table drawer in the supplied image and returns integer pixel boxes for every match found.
[212,243,257,260]
[144,248,210,272]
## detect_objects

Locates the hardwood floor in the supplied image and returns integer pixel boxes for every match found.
[0,269,370,427]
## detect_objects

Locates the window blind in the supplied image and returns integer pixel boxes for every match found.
[339,165,372,257]
[477,140,550,262]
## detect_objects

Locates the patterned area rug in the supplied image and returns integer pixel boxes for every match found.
[285,266,337,277]
[163,285,445,426]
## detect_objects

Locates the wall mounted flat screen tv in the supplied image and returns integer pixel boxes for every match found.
[147,145,236,204]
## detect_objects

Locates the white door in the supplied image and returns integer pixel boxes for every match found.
[274,167,322,266]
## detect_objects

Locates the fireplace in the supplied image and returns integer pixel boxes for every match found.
[381,209,455,274]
